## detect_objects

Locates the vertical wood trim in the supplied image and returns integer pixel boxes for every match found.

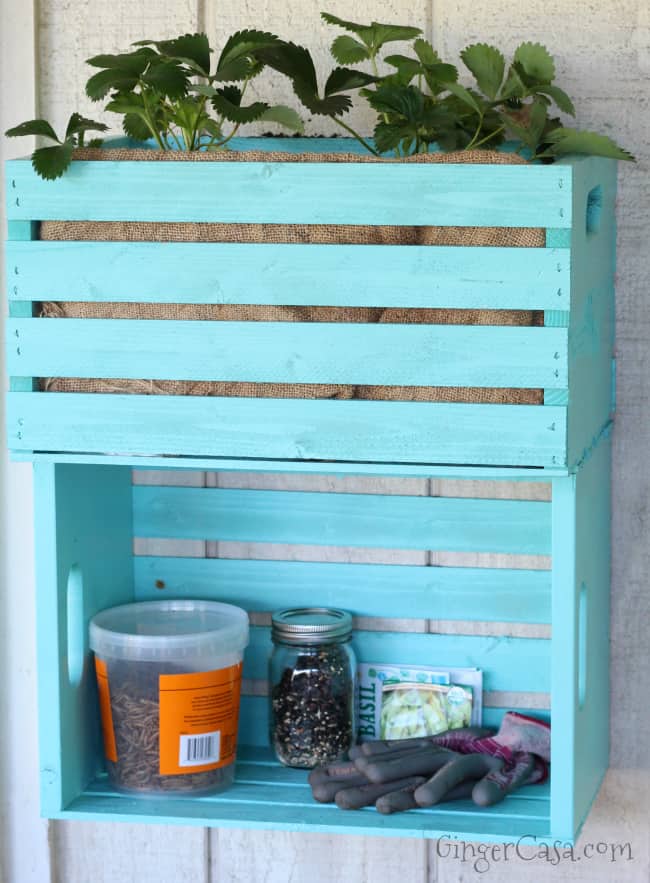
[0,0,53,879]
[550,474,577,838]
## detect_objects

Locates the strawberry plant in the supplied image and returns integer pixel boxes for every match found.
[266,11,633,161]
[5,15,634,179]
[6,31,303,179]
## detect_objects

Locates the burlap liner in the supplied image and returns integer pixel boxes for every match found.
[40,148,545,404]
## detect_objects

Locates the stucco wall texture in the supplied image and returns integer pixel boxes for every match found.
[2,2,648,881]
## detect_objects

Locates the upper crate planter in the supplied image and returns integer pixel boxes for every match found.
[5,139,617,470]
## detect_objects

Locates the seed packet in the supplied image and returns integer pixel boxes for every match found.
[357,663,482,742]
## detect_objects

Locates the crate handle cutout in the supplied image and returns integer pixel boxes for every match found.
[586,185,603,236]
[578,581,588,709]
[66,564,84,687]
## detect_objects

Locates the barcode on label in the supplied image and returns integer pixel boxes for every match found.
[178,731,220,767]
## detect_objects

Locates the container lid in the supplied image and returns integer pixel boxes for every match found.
[271,607,352,645]
[89,600,249,662]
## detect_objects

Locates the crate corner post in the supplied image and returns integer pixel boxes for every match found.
[33,460,135,814]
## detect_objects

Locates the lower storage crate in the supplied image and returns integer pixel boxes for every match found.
[34,438,610,842]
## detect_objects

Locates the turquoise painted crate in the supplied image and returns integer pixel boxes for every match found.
[31,443,610,842]
[5,138,617,470]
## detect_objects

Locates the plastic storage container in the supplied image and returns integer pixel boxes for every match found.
[269,607,357,768]
[89,599,249,797]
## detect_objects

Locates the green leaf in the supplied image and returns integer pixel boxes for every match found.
[216,29,280,81]
[5,119,60,142]
[543,127,635,161]
[423,62,458,84]
[461,43,505,100]
[211,89,269,123]
[141,60,189,98]
[513,42,555,84]
[85,68,139,100]
[86,49,154,74]
[445,82,482,113]
[413,39,440,65]
[366,22,423,49]
[105,93,146,115]
[258,105,304,132]
[500,65,527,100]
[330,35,370,64]
[122,112,152,141]
[31,142,74,180]
[365,84,424,121]
[321,13,421,53]
[373,121,408,153]
[256,42,318,93]
[384,55,423,82]
[324,68,377,96]
[200,118,223,139]
[65,113,108,139]
[294,81,352,117]
[144,33,210,76]
[534,85,575,116]
[528,100,549,143]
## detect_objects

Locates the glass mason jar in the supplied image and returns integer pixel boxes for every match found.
[269,607,357,768]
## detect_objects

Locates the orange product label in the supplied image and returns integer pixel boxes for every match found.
[158,663,243,776]
[94,657,118,763]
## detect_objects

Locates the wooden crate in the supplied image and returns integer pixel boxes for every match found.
[5,138,616,470]
[5,139,614,842]
[31,442,610,842]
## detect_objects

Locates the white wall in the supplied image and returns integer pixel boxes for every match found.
[1,1,649,881]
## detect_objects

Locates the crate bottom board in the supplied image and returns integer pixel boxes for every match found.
[57,747,553,843]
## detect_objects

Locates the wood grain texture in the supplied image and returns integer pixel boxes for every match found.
[7,240,570,310]
[37,4,212,881]
[8,318,569,388]
[7,393,567,466]
[133,485,551,553]
[3,0,645,879]
[6,154,572,226]
[0,0,52,879]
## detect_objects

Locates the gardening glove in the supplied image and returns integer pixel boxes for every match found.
[308,713,549,813]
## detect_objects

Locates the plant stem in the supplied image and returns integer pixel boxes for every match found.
[465,113,485,150]
[469,125,505,150]
[141,89,166,150]
[330,116,379,156]
[216,122,242,149]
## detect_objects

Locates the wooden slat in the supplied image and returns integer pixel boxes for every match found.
[133,556,552,623]
[244,626,549,694]
[7,393,567,467]
[6,156,572,226]
[133,486,551,554]
[9,318,569,389]
[237,698,550,748]
[62,786,551,842]
[6,241,571,311]
[17,452,570,478]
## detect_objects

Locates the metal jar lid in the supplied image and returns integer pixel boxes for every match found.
[271,607,353,645]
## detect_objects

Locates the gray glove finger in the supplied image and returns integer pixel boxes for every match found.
[376,778,478,815]
[308,760,358,787]
[361,747,455,784]
[335,776,426,810]
[415,753,503,807]
[472,752,536,807]
[311,774,370,803]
